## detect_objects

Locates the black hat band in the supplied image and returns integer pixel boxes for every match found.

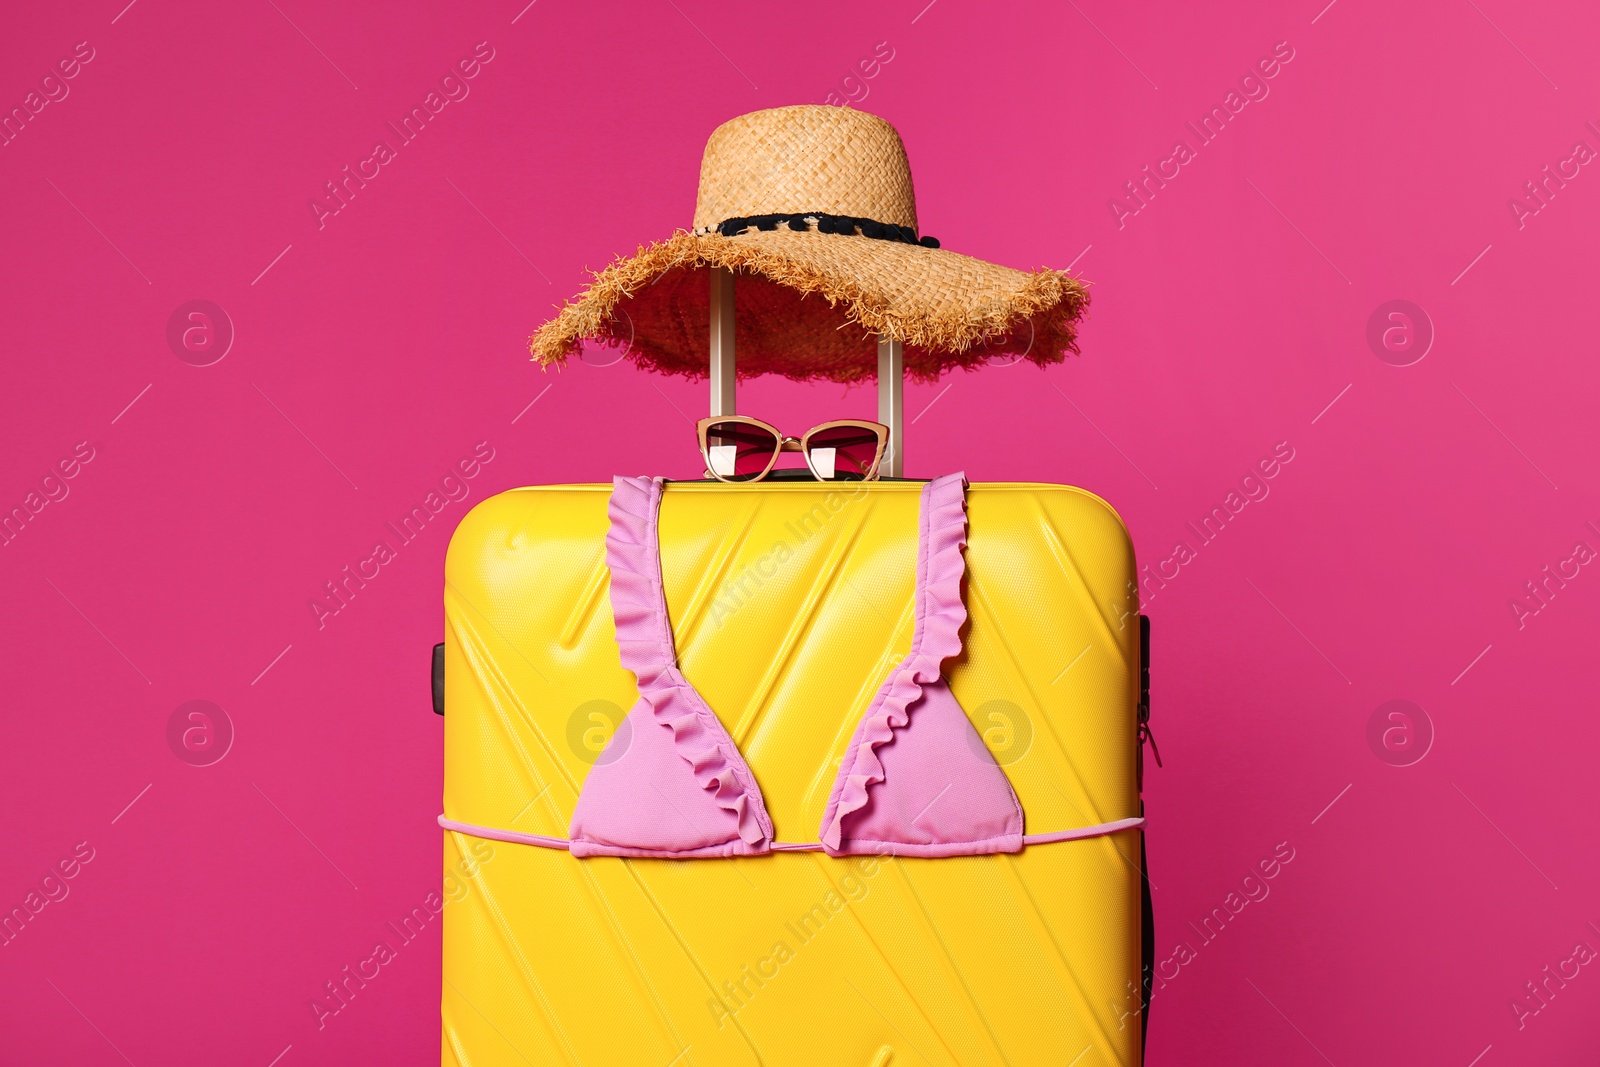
[701,213,940,249]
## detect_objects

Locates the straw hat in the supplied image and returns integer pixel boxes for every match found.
[529,105,1089,384]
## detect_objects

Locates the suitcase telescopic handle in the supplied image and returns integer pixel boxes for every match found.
[709,267,905,476]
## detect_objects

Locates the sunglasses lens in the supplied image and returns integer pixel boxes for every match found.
[805,425,883,481]
[704,421,780,481]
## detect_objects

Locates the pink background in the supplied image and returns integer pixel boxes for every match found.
[3,0,1597,1063]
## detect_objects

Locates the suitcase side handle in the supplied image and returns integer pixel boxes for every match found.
[431,642,445,715]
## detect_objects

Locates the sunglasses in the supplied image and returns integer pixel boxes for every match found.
[697,416,890,483]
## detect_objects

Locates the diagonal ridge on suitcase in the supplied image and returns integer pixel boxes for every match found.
[557,557,612,651]
[721,495,887,750]
[443,830,587,1066]
[963,571,1108,829]
[801,600,913,818]
[446,585,579,821]
[671,496,765,653]
[799,852,970,1067]
[1028,498,1131,671]
[999,852,1134,1067]
[621,859,769,1064]
[889,863,1019,1066]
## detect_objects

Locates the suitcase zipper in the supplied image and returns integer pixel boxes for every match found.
[1137,615,1159,790]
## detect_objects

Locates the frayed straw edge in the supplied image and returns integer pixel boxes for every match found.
[527,231,1090,379]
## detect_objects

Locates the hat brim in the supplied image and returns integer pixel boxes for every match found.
[529,229,1089,384]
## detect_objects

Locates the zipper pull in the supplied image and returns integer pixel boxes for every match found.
[1137,614,1159,782]
[1139,720,1162,768]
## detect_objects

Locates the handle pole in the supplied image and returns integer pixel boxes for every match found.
[877,337,904,477]
[709,267,736,417]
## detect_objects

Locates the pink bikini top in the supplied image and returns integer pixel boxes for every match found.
[438,473,1145,858]
[568,472,1022,858]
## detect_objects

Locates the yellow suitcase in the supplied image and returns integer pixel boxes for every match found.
[438,476,1149,1066]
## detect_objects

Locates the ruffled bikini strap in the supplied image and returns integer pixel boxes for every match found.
[819,473,970,851]
[604,476,773,848]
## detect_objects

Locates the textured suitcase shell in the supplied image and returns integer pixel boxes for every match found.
[441,480,1144,1066]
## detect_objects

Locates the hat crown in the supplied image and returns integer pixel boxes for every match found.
[692,106,919,233]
